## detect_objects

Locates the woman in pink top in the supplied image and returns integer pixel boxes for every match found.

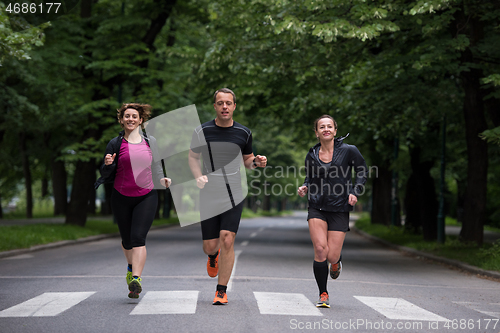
[96,103,171,299]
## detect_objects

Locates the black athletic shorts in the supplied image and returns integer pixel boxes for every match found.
[201,201,244,240]
[307,207,350,232]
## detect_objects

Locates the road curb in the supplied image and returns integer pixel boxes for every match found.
[351,226,500,281]
[0,223,177,259]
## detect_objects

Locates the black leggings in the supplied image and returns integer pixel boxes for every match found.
[110,188,158,250]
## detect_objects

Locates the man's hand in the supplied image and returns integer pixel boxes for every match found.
[297,185,308,197]
[254,155,267,168]
[160,178,172,188]
[104,153,116,166]
[348,194,358,206]
[196,175,208,189]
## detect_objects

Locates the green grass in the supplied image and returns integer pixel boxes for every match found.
[355,214,500,272]
[0,218,178,252]
[445,216,500,233]
[2,199,57,219]
[0,209,290,253]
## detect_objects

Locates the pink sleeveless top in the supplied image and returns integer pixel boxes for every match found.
[114,139,154,197]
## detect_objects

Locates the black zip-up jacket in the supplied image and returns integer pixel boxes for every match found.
[302,135,367,212]
[94,130,164,190]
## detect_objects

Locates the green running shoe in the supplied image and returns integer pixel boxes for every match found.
[128,277,142,299]
[126,270,133,286]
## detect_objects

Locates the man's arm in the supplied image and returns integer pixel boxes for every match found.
[188,149,203,178]
[188,149,208,189]
[243,153,267,169]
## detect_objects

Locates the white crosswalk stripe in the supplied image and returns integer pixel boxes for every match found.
[0,291,469,321]
[354,296,448,322]
[253,292,322,316]
[130,291,199,315]
[454,301,500,318]
[0,292,95,317]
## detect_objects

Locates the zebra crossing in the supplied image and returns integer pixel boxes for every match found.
[1,291,498,320]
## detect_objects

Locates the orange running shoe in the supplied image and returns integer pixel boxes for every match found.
[330,261,342,279]
[213,290,228,305]
[207,249,220,278]
[316,292,330,308]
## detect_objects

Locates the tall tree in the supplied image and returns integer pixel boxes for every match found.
[65,0,178,226]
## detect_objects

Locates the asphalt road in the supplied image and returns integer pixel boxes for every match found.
[0,212,499,333]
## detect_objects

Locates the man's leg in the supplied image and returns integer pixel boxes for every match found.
[217,230,236,286]
[203,238,220,256]
[212,202,243,305]
[201,216,221,278]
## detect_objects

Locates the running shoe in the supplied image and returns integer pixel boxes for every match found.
[330,260,342,279]
[207,249,220,278]
[128,277,142,299]
[126,270,133,286]
[316,292,330,308]
[213,290,228,305]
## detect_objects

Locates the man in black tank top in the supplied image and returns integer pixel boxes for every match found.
[188,88,267,305]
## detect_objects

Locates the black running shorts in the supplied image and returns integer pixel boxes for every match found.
[201,201,244,240]
[111,188,158,249]
[307,207,350,232]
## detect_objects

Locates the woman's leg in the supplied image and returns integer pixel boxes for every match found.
[111,190,134,265]
[326,231,346,264]
[130,246,147,277]
[129,191,157,277]
[309,218,329,295]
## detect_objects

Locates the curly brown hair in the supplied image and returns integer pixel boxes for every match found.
[116,103,152,130]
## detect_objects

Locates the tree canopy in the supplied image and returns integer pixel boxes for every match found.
[1,0,499,245]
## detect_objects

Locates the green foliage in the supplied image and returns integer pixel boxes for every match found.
[479,240,500,261]
[480,126,500,146]
[0,218,178,252]
[0,2,50,64]
[355,214,500,272]
[483,74,500,86]
[2,0,500,231]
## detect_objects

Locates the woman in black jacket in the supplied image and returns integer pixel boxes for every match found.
[298,115,367,308]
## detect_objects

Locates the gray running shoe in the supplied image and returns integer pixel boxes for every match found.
[316,292,330,308]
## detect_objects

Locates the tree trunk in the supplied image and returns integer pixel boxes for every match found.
[87,179,96,215]
[404,147,438,240]
[459,65,488,245]
[484,93,500,128]
[162,188,171,218]
[52,159,67,216]
[371,163,392,225]
[155,190,161,219]
[263,192,271,211]
[19,132,33,218]
[0,192,3,218]
[455,178,465,223]
[66,160,96,226]
[41,177,49,198]
[100,182,113,215]
[454,11,488,246]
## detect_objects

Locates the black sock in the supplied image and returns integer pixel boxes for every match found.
[128,264,132,272]
[216,284,227,293]
[208,252,218,259]
[133,275,139,279]
[313,260,328,295]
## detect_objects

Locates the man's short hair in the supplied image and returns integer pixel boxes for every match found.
[213,88,236,104]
